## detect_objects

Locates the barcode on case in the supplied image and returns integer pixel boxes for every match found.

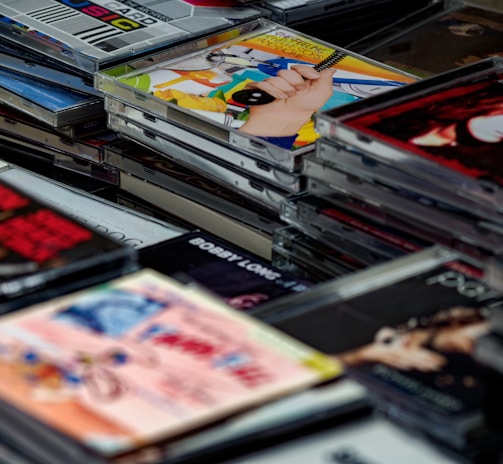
[28,4,124,44]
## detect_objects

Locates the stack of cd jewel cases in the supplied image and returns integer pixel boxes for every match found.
[95,18,416,216]
[0,0,265,185]
[271,2,503,282]
[271,223,370,283]
[103,139,283,260]
[0,42,120,184]
[292,56,503,284]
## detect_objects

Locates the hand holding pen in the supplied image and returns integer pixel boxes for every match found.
[238,64,337,138]
[232,53,404,106]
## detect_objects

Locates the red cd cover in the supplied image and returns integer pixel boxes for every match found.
[344,65,503,185]
[0,177,135,310]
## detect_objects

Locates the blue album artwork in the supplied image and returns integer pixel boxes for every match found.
[0,67,97,111]
[54,289,166,337]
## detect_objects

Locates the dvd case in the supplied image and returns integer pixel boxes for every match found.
[288,190,432,258]
[315,56,503,213]
[0,139,118,197]
[0,107,119,165]
[257,0,403,25]
[0,67,104,128]
[272,225,363,280]
[96,19,416,172]
[0,101,107,139]
[0,34,91,80]
[280,196,391,267]
[0,268,339,464]
[273,223,365,272]
[0,51,102,97]
[107,114,290,211]
[0,163,186,250]
[0,1,264,75]
[314,137,503,227]
[53,152,120,185]
[251,246,488,332]
[116,170,274,260]
[0,103,108,140]
[0,133,120,185]
[305,166,503,263]
[0,131,120,184]
[105,96,304,192]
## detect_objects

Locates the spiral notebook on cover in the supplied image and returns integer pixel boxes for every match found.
[96,19,416,172]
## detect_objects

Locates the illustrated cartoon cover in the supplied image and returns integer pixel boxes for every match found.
[0,269,339,462]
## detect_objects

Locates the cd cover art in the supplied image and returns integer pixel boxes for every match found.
[253,247,503,450]
[0,268,339,463]
[114,22,415,153]
[0,0,264,74]
[0,176,135,310]
[139,230,312,311]
[343,65,503,186]
[316,57,503,211]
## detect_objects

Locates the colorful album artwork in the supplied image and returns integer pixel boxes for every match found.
[117,27,415,151]
[0,269,339,459]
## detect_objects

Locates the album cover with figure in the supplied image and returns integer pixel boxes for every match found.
[252,245,503,453]
[97,19,415,171]
[0,268,339,464]
[316,56,503,214]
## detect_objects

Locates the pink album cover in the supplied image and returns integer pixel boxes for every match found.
[0,269,339,460]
